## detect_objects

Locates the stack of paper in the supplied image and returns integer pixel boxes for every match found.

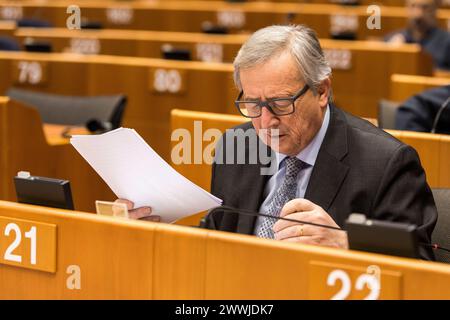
[70,128,222,222]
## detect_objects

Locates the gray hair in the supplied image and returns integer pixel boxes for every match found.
[233,25,332,97]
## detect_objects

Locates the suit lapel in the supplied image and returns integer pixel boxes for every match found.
[304,106,349,215]
[234,105,350,232]
[236,134,274,234]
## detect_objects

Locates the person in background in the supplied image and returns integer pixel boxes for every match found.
[395,85,450,134]
[385,0,450,70]
[0,36,20,51]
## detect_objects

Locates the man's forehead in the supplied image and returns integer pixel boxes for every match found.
[240,53,301,85]
[240,74,304,97]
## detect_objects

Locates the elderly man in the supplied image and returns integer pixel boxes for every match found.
[119,25,437,260]
[385,0,450,70]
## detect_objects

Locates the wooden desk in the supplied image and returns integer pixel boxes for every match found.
[390,74,450,102]
[0,41,433,154]
[0,20,15,37]
[434,69,450,78]
[310,0,450,7]
[0,51,237,160]
[43,124,89,146]
[0,97,114,212]
[173,0,450,8]
[13,28,248,62]
[387,130,450,188]
[0,200,449,299]
[2,1,450,38]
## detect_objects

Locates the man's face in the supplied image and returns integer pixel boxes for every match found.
[239,51,329,156]
[406,0,437,32]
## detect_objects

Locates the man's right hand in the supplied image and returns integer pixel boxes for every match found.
[387,33,406,44]
[114,199,161,222]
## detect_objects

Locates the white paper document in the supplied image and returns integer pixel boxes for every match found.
[70,128,222,222]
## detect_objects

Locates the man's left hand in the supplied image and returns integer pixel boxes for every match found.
[272,198,348,249]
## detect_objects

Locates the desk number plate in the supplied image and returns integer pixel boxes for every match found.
[309,261,402,300]
[0,216,57,273]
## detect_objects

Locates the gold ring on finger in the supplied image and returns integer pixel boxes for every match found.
[299,225,304,237]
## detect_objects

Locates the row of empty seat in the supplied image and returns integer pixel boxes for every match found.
[0,1,449,39]
[0,44,435,157]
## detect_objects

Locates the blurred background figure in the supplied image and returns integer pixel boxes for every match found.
[395,85,450,134]
[0,36,20,51]
[385,0,450,70]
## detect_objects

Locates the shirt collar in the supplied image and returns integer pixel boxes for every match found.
[276,105,330,168]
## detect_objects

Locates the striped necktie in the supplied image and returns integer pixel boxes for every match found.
[256,156,305,239]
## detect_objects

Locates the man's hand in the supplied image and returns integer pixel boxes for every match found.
[273,199,348,249]
[387,33,406,44]
[114,199,160,222]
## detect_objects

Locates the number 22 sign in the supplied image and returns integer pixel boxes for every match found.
[309,261,402,300]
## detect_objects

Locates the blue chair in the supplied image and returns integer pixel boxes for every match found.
[17,18,52,28]
[0,36,21,51]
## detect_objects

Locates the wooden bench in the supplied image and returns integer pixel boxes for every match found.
[2,1,449,39]
[1,199,450,299]
[0,51,237,160]
[173,0,450,8]
[2,35,434,119]
[390,74,450,102]
[0,96,115,212]
[0,20,15,37]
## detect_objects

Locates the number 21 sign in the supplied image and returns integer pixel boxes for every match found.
[0,216,56,273]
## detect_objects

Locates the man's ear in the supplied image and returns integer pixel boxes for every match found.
[318,78,331,108]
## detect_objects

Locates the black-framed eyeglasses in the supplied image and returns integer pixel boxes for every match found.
[235,84,310,118]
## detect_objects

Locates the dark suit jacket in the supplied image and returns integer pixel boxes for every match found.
[385,27,450,70]
[395,85,450,134]
[211,105,438,260]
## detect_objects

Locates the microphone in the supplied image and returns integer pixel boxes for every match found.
[60,119,113,138]
[431,96,450,133]
[420,243,450,254]
[200,205,343,232]
[86,119,113,133]
[285,12,296,24]
[200,205,450,254]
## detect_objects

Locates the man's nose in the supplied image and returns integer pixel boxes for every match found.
[260,106,278,128]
